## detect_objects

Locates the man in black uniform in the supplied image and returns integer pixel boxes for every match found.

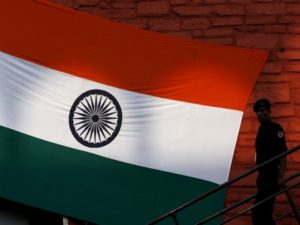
[252,98,287,225]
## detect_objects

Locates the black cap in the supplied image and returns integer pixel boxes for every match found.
[253,98,270,112]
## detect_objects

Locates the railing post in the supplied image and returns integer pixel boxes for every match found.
[171,213,180,225]
[285,189,300,225]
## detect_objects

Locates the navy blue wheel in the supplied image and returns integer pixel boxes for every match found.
[69,89,122,148]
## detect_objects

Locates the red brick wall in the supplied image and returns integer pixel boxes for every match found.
[49,0,300,224]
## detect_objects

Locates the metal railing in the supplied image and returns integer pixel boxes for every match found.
[198,171,300,225]
[147,144,300,225]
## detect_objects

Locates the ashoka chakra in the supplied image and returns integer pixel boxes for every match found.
[69,89,122,148]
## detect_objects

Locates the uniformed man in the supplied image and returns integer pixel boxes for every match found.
[252,98,287,225]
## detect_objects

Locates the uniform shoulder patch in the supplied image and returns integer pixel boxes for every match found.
[277,130,284,138]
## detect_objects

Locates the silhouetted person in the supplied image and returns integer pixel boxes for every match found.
[252,98,287,225]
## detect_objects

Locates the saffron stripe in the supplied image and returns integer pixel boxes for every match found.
[0,0,267,110]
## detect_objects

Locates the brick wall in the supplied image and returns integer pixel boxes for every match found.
[49,0,300,224]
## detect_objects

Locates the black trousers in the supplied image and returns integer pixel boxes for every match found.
[252,172,279,225]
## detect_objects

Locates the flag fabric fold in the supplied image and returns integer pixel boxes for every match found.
[0,1,267,224]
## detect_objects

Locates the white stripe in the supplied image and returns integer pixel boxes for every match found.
[0,52,242,184]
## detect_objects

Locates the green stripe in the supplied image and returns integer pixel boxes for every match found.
[0,126,224,225]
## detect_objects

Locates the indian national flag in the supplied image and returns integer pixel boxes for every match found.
[0,1,267,224]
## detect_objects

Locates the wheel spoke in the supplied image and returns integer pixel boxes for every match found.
[96,95,103,114]
[101,119,117,126]
[76,121,91,132]
[75,112,90,118]
[99,123,107,140]
[99,101,111,115]
[77,106,92,116]
[96,124,101,143]
[85,98,94,114]
[79,122,92,137]
[98,97,107,114]
[83,123,93,141]
[99,121,113,135]
[101,111,117,118]
[80,101,93,115]
[90,95,95,113]
[100,105,114,117]
[74,119,90,126]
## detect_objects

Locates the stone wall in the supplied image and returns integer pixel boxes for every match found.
[49,0,300,224]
